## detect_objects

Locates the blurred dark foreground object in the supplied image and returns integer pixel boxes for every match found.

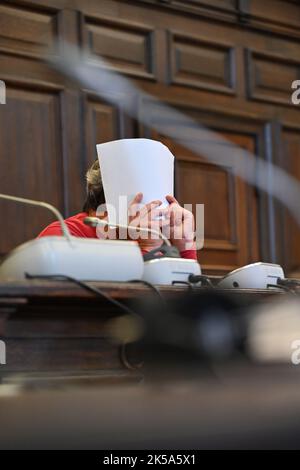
[1,363,300,449]
[114,290,255,379]
[1,289,300,449]
[0,279,287,386]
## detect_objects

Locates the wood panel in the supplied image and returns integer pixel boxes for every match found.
[0,3,57,56]
[0,84,64,256]
[169,0,237,12]
[84,96,120,168]
[174,134,259,274]
[83,92,136,168]
[168,32,236,95]
[248,0,300,37]
[280,127,300,276]
[2,338,122,372]
[137,0,239,22]
[83,15,156,80]
[247,49,300,106]
[138,0,300,38]
[0,8,85,256]
[176,158,237,247]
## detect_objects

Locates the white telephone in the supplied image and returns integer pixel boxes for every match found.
[218,262,285,289]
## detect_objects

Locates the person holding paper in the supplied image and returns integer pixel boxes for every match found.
[38,159,197,260]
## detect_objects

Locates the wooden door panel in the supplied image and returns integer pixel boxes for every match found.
[0,85,64,256]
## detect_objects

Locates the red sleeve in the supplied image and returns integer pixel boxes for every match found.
[37,223,63,238]
[180,249,198,260]
[37,221,88,238]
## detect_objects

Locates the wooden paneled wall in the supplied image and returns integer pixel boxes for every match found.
[1,0,300,275]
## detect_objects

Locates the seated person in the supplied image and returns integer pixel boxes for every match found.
[38,160,197,260]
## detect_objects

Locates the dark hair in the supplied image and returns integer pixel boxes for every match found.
[82,160,106,213]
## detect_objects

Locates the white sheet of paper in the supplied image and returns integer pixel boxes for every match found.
[96,138,174,225]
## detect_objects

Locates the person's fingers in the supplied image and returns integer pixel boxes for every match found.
[160,217,171,233]
[128,194,143,220]
[129,192,143,206]
[166,195,179,205]
[131,210,169,231]
[174,206,183,226]
[130,200,162,221]
[166,196,182,226]
[182,208,194,222]
[182,209,195,240]
[169,207,176,227]
[169,204,183,226]
[145,200,162,212]
[138,200,162,219]
[150,208,169,219]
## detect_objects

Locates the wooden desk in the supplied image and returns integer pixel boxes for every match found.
[1,367,300,449]
[0,280,281,386]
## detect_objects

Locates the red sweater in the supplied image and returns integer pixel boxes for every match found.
[38,212,197,260]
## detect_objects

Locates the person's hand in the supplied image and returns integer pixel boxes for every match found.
[164,195,195,253]
[128,192,169,252]
[94,207,117,240]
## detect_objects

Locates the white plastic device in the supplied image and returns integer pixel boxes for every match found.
[0,194,144,282]
[0,195,199,285]
[0,236,144,282]
[143,257,201,286]
[217,262,285,289]
[85,217,202,285]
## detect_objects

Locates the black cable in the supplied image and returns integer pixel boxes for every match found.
[172,280,194,291]
[277,278,300,289]
[129,279,166,303]
[142,242,180,262]
[25,273,137,317]
[267,283,294,294]
[189,274,214,287]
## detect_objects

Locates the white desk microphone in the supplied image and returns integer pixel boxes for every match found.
[84,217,201,286]
[0,194,144,282]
